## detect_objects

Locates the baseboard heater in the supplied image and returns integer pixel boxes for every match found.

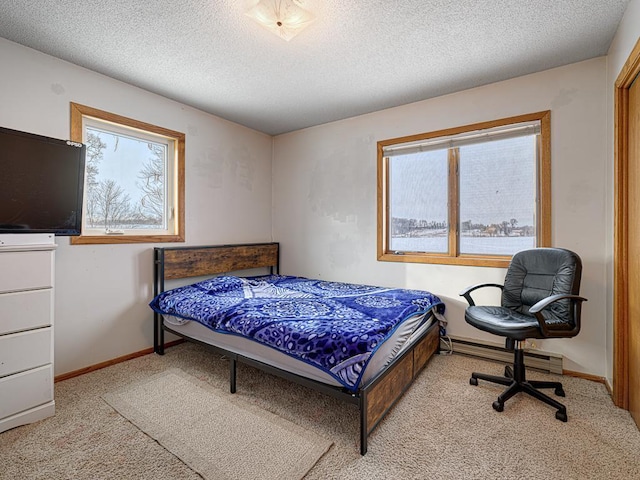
[441,335,563,374]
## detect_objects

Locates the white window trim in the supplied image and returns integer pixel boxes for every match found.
[82,117,176,236]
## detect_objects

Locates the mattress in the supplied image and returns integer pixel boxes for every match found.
[163,311,435,388]
[151,274,445,390]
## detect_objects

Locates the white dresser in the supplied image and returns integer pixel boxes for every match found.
[0,234,56,433]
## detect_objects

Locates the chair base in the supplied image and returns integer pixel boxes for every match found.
[470,348,568,421]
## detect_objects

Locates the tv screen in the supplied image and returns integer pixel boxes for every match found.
[0,126,86,236]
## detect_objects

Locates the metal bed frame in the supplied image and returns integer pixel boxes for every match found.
[153,242,440,455]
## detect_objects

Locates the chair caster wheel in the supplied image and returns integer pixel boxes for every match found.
[556,410,568,422]
[492,401,504,412]
[504,366,513,378]
[470,377,478,386]
[555,387,566,397]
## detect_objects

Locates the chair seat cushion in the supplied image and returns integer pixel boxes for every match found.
[465,306,543,340]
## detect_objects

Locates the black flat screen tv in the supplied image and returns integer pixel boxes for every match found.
[0,126,86,236]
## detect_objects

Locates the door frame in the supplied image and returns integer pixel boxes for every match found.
[614,37,640,409]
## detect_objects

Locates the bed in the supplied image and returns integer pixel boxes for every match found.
[151,242,444,455]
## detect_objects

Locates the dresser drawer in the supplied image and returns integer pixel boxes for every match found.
[0,289,53,335]
[0,250,53,293]
[0,328,52,378]
[0,365,53,420]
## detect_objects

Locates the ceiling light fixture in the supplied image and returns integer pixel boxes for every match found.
[245,0,316,41]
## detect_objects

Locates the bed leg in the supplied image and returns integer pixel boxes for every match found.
[154,313,165,355]
[153,314,158,353]
[230,357,237,394]
[159,325,165,355]
[360,393,368,455]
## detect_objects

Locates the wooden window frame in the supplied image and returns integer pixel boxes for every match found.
[70,103,185,245]
[377,111,551,268]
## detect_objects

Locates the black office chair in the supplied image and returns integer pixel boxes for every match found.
[460,248,587,421]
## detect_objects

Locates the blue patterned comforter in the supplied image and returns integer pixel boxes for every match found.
[150,275,444,390]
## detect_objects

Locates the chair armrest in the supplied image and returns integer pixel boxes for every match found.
[529,294,588,336]
[459,283,504,307]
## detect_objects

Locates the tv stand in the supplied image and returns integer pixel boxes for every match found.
[0,234,56,432]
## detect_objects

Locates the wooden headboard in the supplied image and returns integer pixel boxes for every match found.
[153,242,279,294]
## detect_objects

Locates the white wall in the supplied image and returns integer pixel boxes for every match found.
[273,58,608,376]
[605,0,640,384]
[0,38,273,376]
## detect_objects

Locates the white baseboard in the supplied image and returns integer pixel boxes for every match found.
[441,335,563,374]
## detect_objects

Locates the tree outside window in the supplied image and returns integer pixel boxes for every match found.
[70,103,185,244]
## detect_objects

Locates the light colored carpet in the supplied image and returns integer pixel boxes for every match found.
[102,368,331,480]
[1,342,640,479]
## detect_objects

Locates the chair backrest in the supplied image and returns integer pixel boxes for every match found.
[502,248,582,327]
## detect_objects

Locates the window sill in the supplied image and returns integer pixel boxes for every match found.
[70,234,185,245]
[377,251,512,268]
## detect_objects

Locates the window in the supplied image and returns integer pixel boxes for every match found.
[377,111,550,267]
[70,103,185,244]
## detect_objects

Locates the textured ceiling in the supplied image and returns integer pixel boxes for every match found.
[0,0,630,135]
